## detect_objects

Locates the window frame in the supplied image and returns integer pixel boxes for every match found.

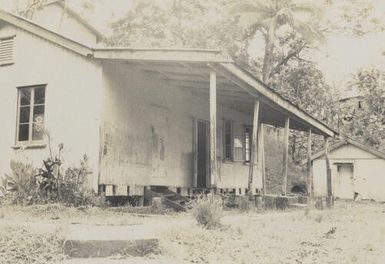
[15,84,47,147]
[243,125,252,163]
[223,119,234,161]
[0,35,16,66]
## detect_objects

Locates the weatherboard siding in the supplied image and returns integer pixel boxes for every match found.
[99,62,262,191]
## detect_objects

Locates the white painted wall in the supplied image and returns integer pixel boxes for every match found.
[100,62,262,192]
[31,4,98,46]
[313,144,385,201]
[0,23,102,190]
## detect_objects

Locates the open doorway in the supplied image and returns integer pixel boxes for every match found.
[196,120,209,188]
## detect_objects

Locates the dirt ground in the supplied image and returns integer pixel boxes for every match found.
[159,200,385,264]
[1,200,384,264]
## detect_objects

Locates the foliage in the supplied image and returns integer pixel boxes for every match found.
[36,149,103,206]
[0,225,64,264]
[107,0,249,65]
[2,144,103,207]
[269,59,339,163]
[2,161,39,205]
[340,67,385,149]
[231,0,325,82]
[191,195,223,229]
[326,0,385,36]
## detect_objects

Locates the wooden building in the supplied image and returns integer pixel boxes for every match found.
[0,9,337,202]
[312,139,385,202]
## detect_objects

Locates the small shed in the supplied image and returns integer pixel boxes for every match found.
[311,139,385,202]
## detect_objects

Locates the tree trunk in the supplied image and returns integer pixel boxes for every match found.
[262,40,274,82]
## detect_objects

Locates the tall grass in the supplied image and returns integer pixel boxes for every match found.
[191,195,223,229]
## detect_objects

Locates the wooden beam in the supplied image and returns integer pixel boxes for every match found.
[282,117,290,195]
[210,70,218,187]
[210,63,336,137]
[324,136,333,208]
[94,48,232,63]
[248,99,260,196]
[307,129,312,198]
[258,123,266,196]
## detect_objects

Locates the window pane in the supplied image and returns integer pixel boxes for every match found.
[32,123,44,140]
[34,87,45,104]
[19,89,31,106]
[18,124,29,141]
[19,106,30,123]
[33,105,44,121]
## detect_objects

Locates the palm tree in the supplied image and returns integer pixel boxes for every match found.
[231,0,325,82]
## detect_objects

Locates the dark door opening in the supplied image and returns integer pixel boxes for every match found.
[197,121,208,188]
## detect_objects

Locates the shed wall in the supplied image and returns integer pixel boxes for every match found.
[313,144,385,201]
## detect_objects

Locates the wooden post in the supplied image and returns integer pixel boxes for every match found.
[282,117,290,195]
[209,70,218,187]
[257,123,265,195]
[307,129,312,198]
[324,136,333,208]
[248,99,260,196]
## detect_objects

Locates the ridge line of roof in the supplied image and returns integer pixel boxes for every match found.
[310,138,385,161]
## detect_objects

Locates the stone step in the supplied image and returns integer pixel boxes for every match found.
[290,203,308,209]
[62,257,171,264]
[63,225,159,258]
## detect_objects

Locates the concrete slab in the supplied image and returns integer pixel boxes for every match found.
[64,225,160,258]
[62,257,173,264]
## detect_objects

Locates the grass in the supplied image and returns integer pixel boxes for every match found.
[1,200,385,263]
[191,195,223,229]
[0,225,64,264]
[160,200,385,263]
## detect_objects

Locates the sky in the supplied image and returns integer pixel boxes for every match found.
[1,0,385,93]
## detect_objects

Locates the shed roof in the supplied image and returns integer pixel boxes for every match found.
[0,9,338,137]
[311,138,385,161]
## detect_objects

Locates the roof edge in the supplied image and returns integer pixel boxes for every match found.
[310,138,385,161]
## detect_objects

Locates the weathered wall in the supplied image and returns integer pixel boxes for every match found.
[31,4,98,46]
[100,62,261,192]
[313,144,385,201]
[0,23,102,190]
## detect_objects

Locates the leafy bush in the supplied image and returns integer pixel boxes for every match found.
[191,195,223,229]
[37,153,104,207]
[2,146,104,207]
[2,161,39,205]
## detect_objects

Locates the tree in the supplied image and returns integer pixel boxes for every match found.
[230,0,325,82]
[340,67,385,149]
[325,0,385,36]
[107,0,250,66]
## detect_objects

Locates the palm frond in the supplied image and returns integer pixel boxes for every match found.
[290,18,325,44]
[291,2,324,19]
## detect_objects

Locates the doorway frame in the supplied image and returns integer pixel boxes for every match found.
[193,118,210,188]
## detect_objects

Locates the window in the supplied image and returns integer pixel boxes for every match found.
[16,85,46,143]
[0,36,15,66]
[244,125,252,162]
[223,120,233,161]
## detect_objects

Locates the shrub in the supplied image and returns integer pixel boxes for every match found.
[191,195,223,229]
[3,147,105,207]
[2,161,39,205]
